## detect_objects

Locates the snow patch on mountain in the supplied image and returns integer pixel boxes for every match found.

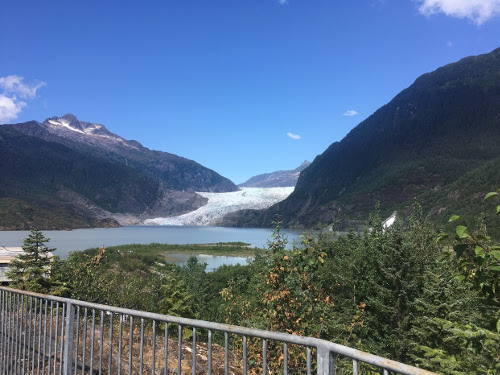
[42,114,140,150]
[144,187,294,226]
[47,118,85,134]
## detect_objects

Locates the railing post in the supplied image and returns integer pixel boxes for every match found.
[317,345,334,375]
[63,300,75,375]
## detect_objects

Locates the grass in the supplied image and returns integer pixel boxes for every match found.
[105,242,260,258]
[71,242,265,271]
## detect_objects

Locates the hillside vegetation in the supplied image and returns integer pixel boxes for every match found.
[0,127,204,229]
[8,191,500,373]
[226,47,500,231]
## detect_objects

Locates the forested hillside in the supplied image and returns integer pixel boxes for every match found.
[227,47,500,231]
[0,127,206,230]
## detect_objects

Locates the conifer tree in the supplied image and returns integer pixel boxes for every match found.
[6,229,55,293]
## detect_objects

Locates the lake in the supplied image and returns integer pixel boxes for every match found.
[0,226,303,270]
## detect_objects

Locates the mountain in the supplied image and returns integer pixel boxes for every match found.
[11,114,238,193]
[221,47,500,230]
[0,126,208,230]
[239,161,311,188]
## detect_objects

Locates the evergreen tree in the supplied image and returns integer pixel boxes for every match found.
[6,229,55,293]
[409,259,500,374]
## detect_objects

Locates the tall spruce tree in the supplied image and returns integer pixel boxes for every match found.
[6,229,55,293]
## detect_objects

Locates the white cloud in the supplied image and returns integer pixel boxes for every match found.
[287,132,301,140]
[278,0,288,5]
[0,95,26,123]
[0,75,46,99]
[416,0,500,25]
[0,75,45,123]
[343,110,358,116]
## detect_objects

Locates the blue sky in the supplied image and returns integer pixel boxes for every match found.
[1,1,499,184]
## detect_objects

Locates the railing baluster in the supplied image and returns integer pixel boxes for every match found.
[0,290,4,370]
[8,292,14,373]
[108,313,114,373]
[74,306,80,375]
[208,330,213,375]
[177,325,182,375]
[33,298,39,375]
[164,322,168,375]
[28,296,33,374]
[3,290,7,372]
[307,346,312,375]
[118,314,123,375]
[283,342,288,375]
[14,293,20,374]
[38,297,44,375]
[152,319,156,375]
[353,359,358,375]
[139,318,144,374]
[99,310,104,375]
[225,332,229,375]
[42,299,48,375]
[242,335,247,375]
[6,292,11,373]
[128,316,133,375]
[63,301,75,375]
[13,293,20,374]
[47,300,54,375]
[192,327,196,375]
[55,301,61,375]
[90,309,95,375]
[59,302,66,375]
[262,338,267,375]
[1,290,5,371]
[81,308,88,375]
[18,293,24,375]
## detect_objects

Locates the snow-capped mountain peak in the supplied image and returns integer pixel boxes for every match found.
[41,114,139,150]
[47,115,85,134]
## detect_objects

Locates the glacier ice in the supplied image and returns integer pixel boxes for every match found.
[144,187,294,226]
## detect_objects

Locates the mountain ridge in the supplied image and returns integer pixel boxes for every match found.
[220,47,500,230]
[239,161,311,188]
[11,114,238,193]
[0,113,240,229]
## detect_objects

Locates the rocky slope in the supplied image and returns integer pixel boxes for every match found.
[239,161,310,188]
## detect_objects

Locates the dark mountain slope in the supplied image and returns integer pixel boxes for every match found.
[11,114,238,193]
[0,127,206,230]
[223,47,500,229]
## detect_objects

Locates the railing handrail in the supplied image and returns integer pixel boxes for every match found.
[0,286,437,375]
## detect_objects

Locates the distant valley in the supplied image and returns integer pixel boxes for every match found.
[0,115,302,230]
[2,48,499,232]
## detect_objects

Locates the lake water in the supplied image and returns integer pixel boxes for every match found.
[166,252,252,272]
[0,226,303,269]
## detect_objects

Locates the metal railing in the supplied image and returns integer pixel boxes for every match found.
[0,287,436,375]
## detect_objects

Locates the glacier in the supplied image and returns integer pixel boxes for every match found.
[144,187,294,226]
